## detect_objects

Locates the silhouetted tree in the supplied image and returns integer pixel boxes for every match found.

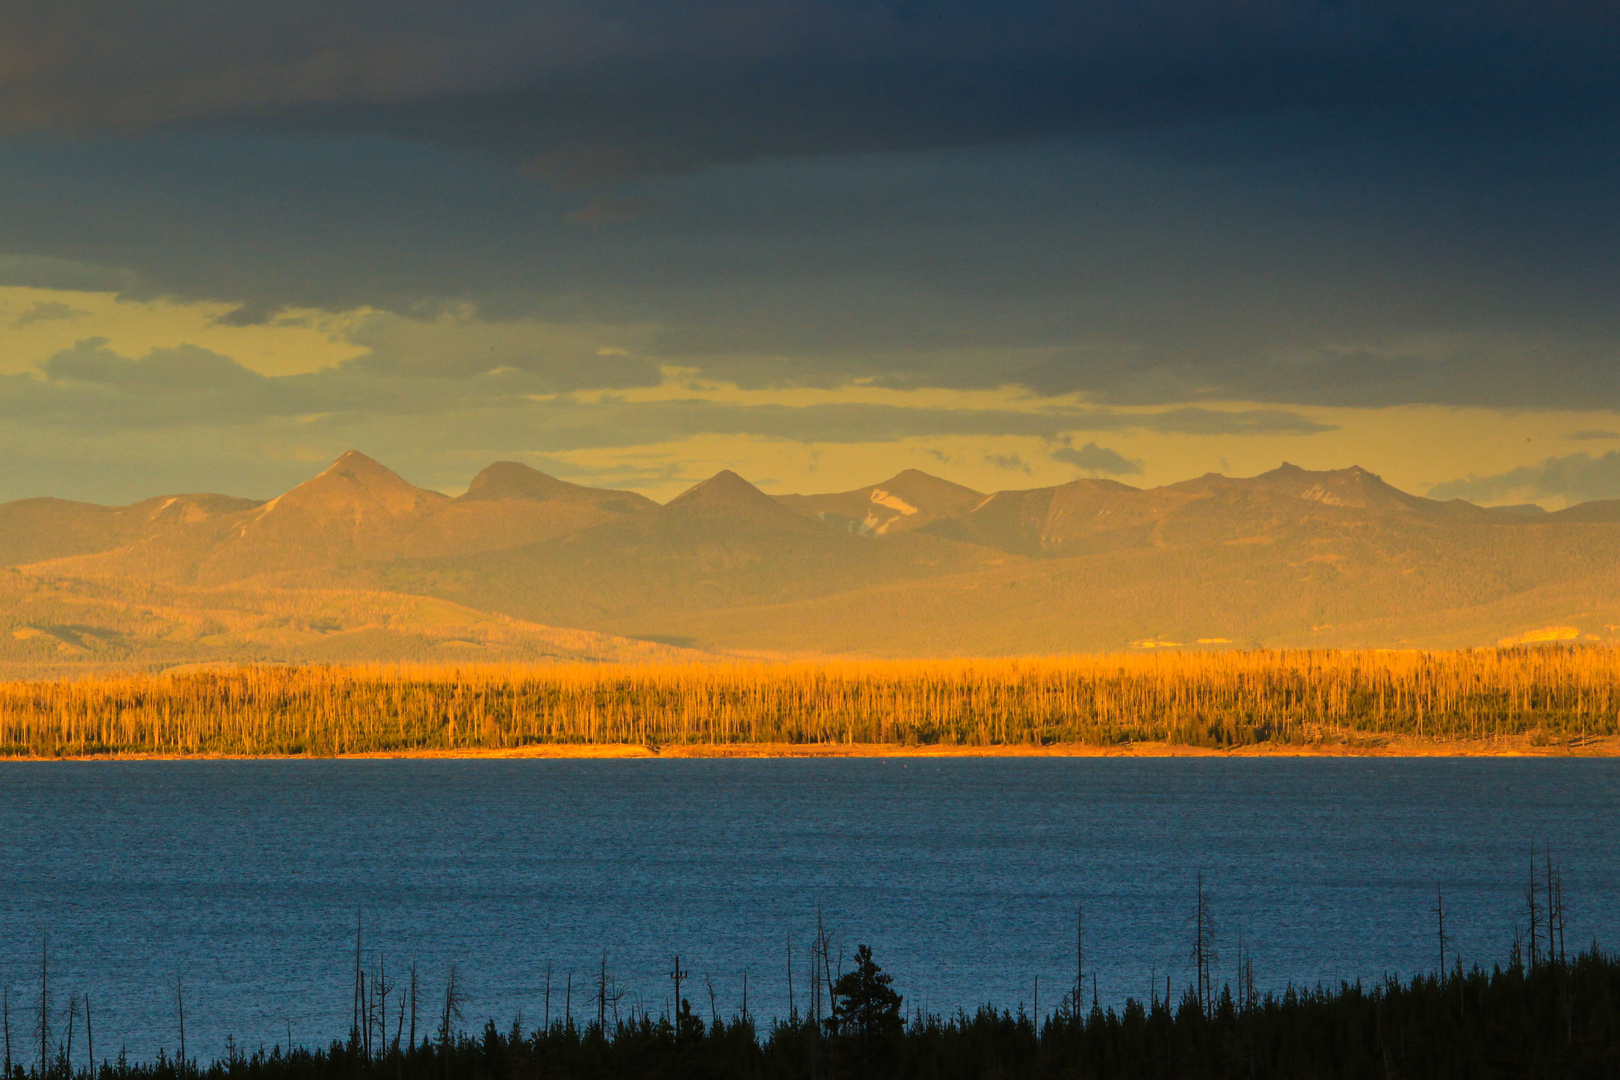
[829,945,902,1078]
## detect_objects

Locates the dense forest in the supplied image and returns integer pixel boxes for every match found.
[10,943,1618,1080]
[2,647,1619,757]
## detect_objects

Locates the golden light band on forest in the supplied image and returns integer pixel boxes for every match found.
[6,649,1618,759]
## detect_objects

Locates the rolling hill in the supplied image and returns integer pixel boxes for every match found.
[0,569,710,678]
[6,451,1620,663]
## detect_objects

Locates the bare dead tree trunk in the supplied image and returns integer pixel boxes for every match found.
[38,935,48,1080]
[1546,847,1571,1048]
[359,971,369,1061]
[394,994,405,1057]
[815,913,836,1030]
[84,994,92,1078]
[1546,848,1565,965]
[1076,904,1084,1020]
[1434,884,1449,975]
[1192,874,1205,1010]
[376,956,389,1062]
[807,923,821,1080]
[352,911,363,1048]
[63,995,75,1077]
[1525,843,1542,968]
[1190,873,1216,1014]
[176,975,186,1074]
[810,935,820,1030]
[438,966,462,1080]
[596,954,607,1033]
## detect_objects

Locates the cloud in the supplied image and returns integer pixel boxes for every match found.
[1428,452,1620,505]
[4,2,1617,183]
[0,252,144,295]
[980,453,1029,473]
[1011,340,1620,410]
[1566,430,1620,441]
[0,333,1335,449]
[4,338,317,426]
[1,123,1615,414]
[1125,408,1330,435]
[522,401,1329,447]
[43,337,260,390]
[344,310,662,388]
[0,0,1616,433]
[12,300,88,326]
[1051,441,1142,476]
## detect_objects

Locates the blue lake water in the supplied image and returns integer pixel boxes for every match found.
[1,758,1617,1065]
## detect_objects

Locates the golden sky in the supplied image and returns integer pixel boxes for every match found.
[4,284,1615,508]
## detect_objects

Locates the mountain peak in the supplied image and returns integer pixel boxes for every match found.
[260,451,438,519]
[665,470,780,512]
[886,468,950,485]
[312,450,416,488]
[1250,462,1416,509]
[773,468,986,536]
[462,461,581,502]
[876,469,984,500]
[324,449,391,474]
[458,462,657,516]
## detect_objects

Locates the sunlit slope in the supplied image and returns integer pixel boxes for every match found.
[385,461,1620,654]
[31,453,659,584]
[369,470,1015,637]
[924,464,1498,558]
[10,452,1620,659]
[648,517,1620,655]
[0,492,262,567]
[0,569,709,675]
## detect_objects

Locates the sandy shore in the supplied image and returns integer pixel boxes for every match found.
[9,734,1618,761]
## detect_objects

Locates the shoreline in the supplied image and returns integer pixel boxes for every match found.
[6,734,1617,761]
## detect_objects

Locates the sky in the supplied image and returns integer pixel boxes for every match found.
[1,1,1618,506]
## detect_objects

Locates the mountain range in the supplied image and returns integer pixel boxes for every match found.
[5,450,1620,670]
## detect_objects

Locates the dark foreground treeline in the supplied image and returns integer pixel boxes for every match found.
[16,947,1620,1080]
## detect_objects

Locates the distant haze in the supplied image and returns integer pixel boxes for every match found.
[5,451,1620,667]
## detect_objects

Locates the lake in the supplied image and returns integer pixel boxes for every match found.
[1,757,1616,1064]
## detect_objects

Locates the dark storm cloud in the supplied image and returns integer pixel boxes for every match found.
[5,2,1617,179]
[0,1,1617,414]
[3,125,1614,414]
